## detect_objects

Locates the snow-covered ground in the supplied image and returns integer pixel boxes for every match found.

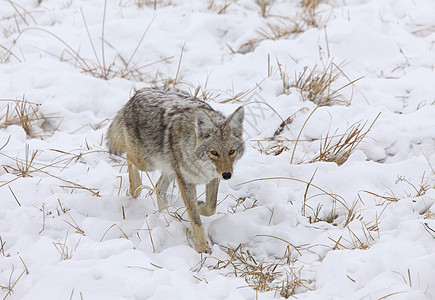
[1,0,434,299]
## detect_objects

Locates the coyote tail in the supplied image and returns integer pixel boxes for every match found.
[106,114,126,155]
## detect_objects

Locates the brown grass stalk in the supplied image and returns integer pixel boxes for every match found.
[212,243,310,298]
[100,224,129,242]
[310,113,381,165]
[237,176,350,214]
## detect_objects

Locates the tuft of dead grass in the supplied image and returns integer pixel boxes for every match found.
[259,19,305,41]
[292,61,363,106]
[0,257,29,299]
[228,197,259,213]
[8,144,38,178]
[212,243,310,298]
[52,231,82,261]
[0,1,39,63]
[256,139,291,156]
[0,98,55,138]
[207,0,234,14]
[7,2,171,81]
[1,0,38,38]
[310,113,381,165]
[228,19,304,55]
[300,0,323,28]
[228,0,328,54]
[257,0,273,18]
[237,176,352,227]
[328,224,375,251]
[135,0,173,9]
[255,111,377,168]
[0,146,104,197]
[100,224,129,242]
[155,42,186,88]
[237,175,392,253]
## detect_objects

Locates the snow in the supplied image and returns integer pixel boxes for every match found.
[0,0,434,299]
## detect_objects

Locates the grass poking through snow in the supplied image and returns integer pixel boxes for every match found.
[212,243,310,298]
[310,113,381,165]
[0,97,57,138]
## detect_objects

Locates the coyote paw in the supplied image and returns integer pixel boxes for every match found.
[197,201,216,217]
[196,243,211,254]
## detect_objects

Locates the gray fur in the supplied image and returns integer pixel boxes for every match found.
[106,86,245,253]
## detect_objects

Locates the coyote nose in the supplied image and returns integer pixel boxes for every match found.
[222,172,232,180]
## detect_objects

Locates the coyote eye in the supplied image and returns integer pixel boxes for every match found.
[211,151,219,157]
[228,150,236,155]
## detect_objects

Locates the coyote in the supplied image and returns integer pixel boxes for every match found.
[106,87,245,253]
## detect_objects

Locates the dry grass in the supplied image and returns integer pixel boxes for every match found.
[395,174,431,198]
[253,108,306,156]
[292,61,362,106]
[268,58,363,108]
[228,0,327,54]
[0,237,7,257]
[0,98,57,138]
[0,44,20,64]
[135,0,173,9]
[256,140,291,156]
[294,63,341,105]
[0,1,39,63]
[235,175,388,253]
[0,145,105,197]
[253,65,369,164]
[72,3,163,81]
[300,0,323,27]
[191,84,220,102]
[188,74,222,102]
[53,236,72,261]
[238,176,351,225]
[7,2,171,81]
[228,197,259,213]
[310,113,381,165]
[7,144,38,178]
[328,224,375,251]
[63,213,85,235]
[52,231,82,261]
[255,109,375,167]
[237,175,391,254]
[1,0,37,38]
[257,0,273,18]
[0,257,29,299]
[155,42,186,88]
[259,19,305,41]
[100,224,129,242]
[228,19,304,55]
[423,222,435,237]
[212,243,310,298]
[300,170,352,224]
[207,0,234,14]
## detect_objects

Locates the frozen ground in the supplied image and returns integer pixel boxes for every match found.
[0,0,434,299]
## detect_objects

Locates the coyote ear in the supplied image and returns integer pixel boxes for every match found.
[196,110,215,139]
[225,106,244,138]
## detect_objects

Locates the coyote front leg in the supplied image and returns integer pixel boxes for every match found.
[198,178,219,216]
[176,174,210,253]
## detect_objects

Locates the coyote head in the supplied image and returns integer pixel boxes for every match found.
[195,107,245,180]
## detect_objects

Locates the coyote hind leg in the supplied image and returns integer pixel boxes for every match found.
[156,173,174,211]
[127,154,142,198]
